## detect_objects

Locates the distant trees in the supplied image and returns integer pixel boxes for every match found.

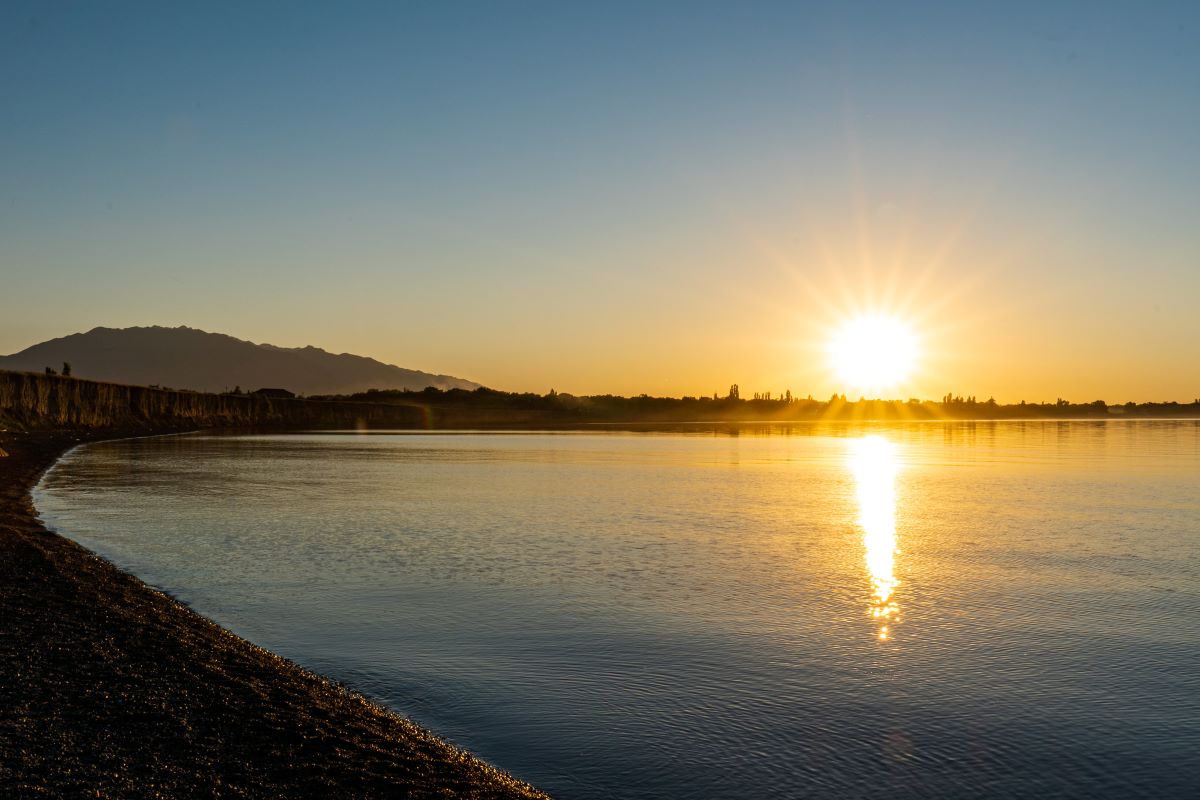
[942,393,979,404]
[62,362,72,377]
[298,384,1194,422]
[44,366,56,376]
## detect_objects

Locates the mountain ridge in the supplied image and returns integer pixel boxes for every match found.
[0,326,480,396]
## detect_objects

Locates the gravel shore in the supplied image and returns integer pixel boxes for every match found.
[0,429,550,799]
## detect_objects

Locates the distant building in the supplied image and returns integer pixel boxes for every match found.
[251,388,296,399]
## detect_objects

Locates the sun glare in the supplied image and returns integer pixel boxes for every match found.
[849,435,901,640]
[828,315,918,394]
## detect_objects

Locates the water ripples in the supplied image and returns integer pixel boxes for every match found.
[35,422,1200,799]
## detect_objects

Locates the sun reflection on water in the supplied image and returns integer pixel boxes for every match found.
[849,435,901,640]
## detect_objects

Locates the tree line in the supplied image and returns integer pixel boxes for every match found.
[309,386,1200,421]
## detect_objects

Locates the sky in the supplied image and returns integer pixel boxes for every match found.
[2,1,1198,402]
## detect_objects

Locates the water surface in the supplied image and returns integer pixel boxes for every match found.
[36,422,1200,798]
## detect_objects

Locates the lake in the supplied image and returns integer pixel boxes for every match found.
[34,422,1200,799]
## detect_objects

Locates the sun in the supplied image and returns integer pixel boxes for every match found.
[828,315,918,394]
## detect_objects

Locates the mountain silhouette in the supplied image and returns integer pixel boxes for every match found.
[0,326,480,396]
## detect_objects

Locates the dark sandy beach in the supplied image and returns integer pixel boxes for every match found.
[0,429,549,799]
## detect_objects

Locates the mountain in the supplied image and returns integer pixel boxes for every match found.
[0,326,480,396]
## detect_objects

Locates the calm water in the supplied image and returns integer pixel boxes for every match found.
[35,422,1200,799]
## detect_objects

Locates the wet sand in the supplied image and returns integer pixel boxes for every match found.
[0,429,550,799]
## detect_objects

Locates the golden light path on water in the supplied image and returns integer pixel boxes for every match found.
[848,435,901,640]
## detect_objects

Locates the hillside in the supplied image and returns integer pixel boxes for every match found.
[0,326,479,396]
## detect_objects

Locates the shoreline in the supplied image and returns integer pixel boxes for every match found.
[0,427,549,798]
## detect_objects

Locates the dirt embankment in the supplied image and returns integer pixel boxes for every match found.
[0,370,427,430]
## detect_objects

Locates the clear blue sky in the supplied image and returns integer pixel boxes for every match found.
[3,1,1198,400]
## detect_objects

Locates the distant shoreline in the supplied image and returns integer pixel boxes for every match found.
[4,369,1197,435]
[310,387,1200,425]
[0,426,548,798]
